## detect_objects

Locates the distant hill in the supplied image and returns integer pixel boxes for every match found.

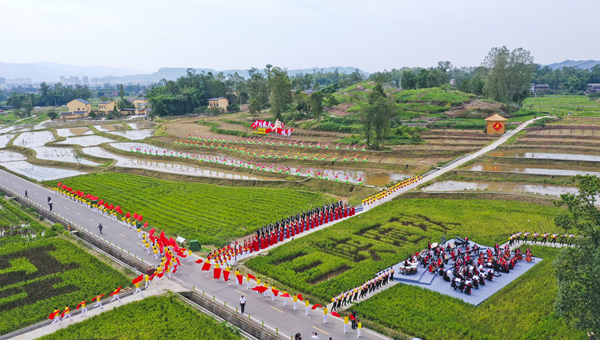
[546,60,600,70]
[0,62,146,83]
[116,66,370,83]
[0,62,369,84]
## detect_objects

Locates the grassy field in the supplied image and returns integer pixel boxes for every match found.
[38,296,242,340]
[351,246,585,340]
[0,236,131,335]
[52,173,334,246]
[524,95,600,117]
[245,198,563,303]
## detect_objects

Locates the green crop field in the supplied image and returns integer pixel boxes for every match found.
[53,173,334,246]
[0,236,130,335]
[38,295,242,340]
[524,95,600,117]
[245,199,563,303]
[351,246,585,340]
[392,88,475,106]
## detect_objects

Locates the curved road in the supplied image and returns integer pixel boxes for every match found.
[0,117,546,340]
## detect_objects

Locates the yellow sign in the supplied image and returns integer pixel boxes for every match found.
[253,128,266,135]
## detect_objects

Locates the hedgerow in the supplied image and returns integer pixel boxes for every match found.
[53,173,333,246]
[0,238,130,335]
[245,199,563,303]
[38,296,241,340]
[351,246,585,340]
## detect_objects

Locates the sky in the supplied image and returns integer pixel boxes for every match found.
[1,0,598,73]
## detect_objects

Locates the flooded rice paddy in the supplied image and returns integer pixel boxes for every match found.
[462,162,600,177]
[424,180,579,197]
[56,135,116,146]
[32,147,97,165]
[13,131,55,148]
[488,150,600,162]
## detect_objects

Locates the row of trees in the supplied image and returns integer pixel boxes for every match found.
[534,64,600,93]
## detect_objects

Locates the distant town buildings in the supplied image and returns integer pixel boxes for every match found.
[530,83,551,95]
[60,98,92,119]
[208,97,229,112]
[83,76,89,84]
[587,83,600,94]
[131,98,149,115]
[98,100,118,114]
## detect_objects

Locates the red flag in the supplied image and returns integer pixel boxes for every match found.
[247,273,256,280]
[195,259,204,264]
[271,289,279,297]
[168,238,176,247]
[176,257,181,266]
[48,311,59,320]
[349,315,356,321]
[214,268,221,279]
[157,271,164,278]
[57,182,62,187]
[297,294,303,301]
[76,301,86,309]
[92,294,104,301]
[110,286,122,296]
[98,199,103,205]
[281,292,290,298]
[125,212,131,218]
[60,310,66,318]
[252,286,268,293]
[138,215,143,221]
[236,274,243,285]
[223,270,230,281]
[132,274,144,284]
[133,213,138,219]
[201,262,211,271]
[311,304,323,310]
[143,222,148,228]
[149,273,156,281]
[149,228,155,237]
[331,311,341,318]
[173,265,178,274]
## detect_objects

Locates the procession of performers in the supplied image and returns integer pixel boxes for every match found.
[330,267,394,311]
[508,232,580,246]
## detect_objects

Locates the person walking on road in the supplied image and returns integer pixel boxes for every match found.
[97,223,103,234]
[24,190,28,198]
[48,202,53,212]
[357,320,362,338]
[239,295,246,314]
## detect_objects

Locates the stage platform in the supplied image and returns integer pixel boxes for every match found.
[391,239,542,305]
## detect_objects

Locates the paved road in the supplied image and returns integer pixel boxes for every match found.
[0,117,546,339]
[0,173,388,340]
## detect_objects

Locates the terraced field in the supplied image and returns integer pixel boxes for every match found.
[53,173,334,246]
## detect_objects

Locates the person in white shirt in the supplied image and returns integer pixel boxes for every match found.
[311,332,319,340]
[239,295,246,314]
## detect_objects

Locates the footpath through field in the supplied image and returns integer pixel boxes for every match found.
[0,117,546,340]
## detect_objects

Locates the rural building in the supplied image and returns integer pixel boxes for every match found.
[59,111,86,120]
[208,97,229,112]
[587,83,600,94]
[485,114,507,135]
[530,83,551,95]
[132,98,149,115]
[66,99,92,115]
[120,108,135,115]
[98,100,118,113]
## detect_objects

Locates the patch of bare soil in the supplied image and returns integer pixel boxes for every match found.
[70,127,90,135]
[464,100,502,111]
[325,103,353,117]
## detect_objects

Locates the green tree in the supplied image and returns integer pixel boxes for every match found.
[553,175,600,334]
[401,70,417,90]
[21,96,33,117]
[249,99,261,119]
[309,91,324,120]
[482,46,535,105]
[47,110,58,120]
[119,84,125,99]
[416,69,429,89]
[360,83,396,149]
[268,67,293,120]
[325,94,339,107]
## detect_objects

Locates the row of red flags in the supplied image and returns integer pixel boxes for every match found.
[57,182,144,222]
